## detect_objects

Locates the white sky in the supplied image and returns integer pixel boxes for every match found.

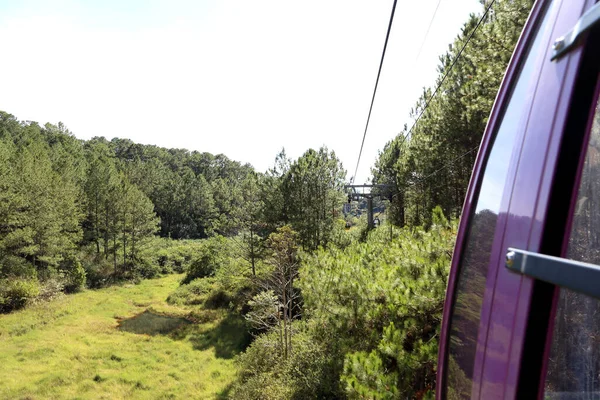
[0,0,480,183]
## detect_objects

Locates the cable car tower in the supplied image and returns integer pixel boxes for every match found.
[345,184,394,230]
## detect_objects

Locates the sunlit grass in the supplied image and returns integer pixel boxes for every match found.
[0,274,246,399]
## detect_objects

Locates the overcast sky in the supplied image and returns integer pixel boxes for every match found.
[0,0,480,183]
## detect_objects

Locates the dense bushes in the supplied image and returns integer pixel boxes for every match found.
[230,208,456,398]
[181,236,229,284]
[0,258,86,313]
[78,237,202,289]
[0,279,40,313]
[231,328,341,400]
[167,278,219,306]
[80,252,115,289]
[162,213,452,398]
[151,239,203,274]
[305,209,455,398]
[59,255,86,293]
[167,276,242,313]
[168,236,260,313]
[0,236,207,313]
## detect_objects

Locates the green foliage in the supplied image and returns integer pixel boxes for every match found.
[79,250,114,289]
[0,278,40,313]
[245,290,279,332]
[282,147,346,250]
[372,0,534,226]
[0,114,83,276]
[230,209,456,398]
[232,327,340,400]
[153,242,194,274]
[172,236,258,314]
[329,218,359,249]
[167,278,216,306]
[59,254,86,293]
[295,209,457,397]
[342,351,398,399]
[182,236,229,284]
[0,113,88,305]
[0,275,241,399]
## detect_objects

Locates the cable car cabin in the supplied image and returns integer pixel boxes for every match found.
[437,0,600,398]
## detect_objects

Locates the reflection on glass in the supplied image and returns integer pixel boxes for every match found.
[445,4,552,398]
[544,90,600,399]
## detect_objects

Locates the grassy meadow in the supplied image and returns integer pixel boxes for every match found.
[0,274,249,399]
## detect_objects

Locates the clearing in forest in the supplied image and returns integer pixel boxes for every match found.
[0,274,248,399]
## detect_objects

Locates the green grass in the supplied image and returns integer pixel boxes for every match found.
[0,274,249,399]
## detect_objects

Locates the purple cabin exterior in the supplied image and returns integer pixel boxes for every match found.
[436,0,600,398]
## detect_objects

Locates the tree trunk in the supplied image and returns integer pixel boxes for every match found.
[288,273,294,356]
[131,231,136,265]
[279,318,284,357]
[123,235,127,272]
[113,235,117,277]
[250,228,256,276]
[282,285,288,359]
[104,211,109,259]
[95,194,100,254]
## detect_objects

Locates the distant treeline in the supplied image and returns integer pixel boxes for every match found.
[0,111,346,311]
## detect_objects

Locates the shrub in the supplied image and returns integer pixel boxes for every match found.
[168,278,238,310]
[167,278,215,306]
[184,253,217,282]
[134,257,161,279]
[231,328,342,399]
[143,237,202,275]
[328,218,356,249]
[80,252,113,289]
[36,278,65,302]
[60,255,86,293]
[156,249,186,274]
[0,278,40,313]
[204,288,233,309]
[299,209,457,398]
[182,236,228,284]
[232,330,290,399]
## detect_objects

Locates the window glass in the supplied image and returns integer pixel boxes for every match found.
[445,5,552,398]
[544,88,600,399]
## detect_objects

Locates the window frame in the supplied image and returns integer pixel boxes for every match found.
[531,52,600,399]
[436,0,553,396]
[436,0,597,398]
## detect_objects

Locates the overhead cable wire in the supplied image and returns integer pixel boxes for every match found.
[414,0,443,63]
[411,145,479,186]
[389,145,479,200]
[351,0,398,184]
[397,0,496,149]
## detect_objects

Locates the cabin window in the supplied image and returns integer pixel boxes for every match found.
[444,4,552,397]
[544,83,600,398]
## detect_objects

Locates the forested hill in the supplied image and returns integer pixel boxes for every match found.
[0,112,254,241]
[374,0,534,227]
[0,112,347,310]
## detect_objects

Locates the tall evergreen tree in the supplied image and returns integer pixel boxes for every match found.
[283,147,346,250]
